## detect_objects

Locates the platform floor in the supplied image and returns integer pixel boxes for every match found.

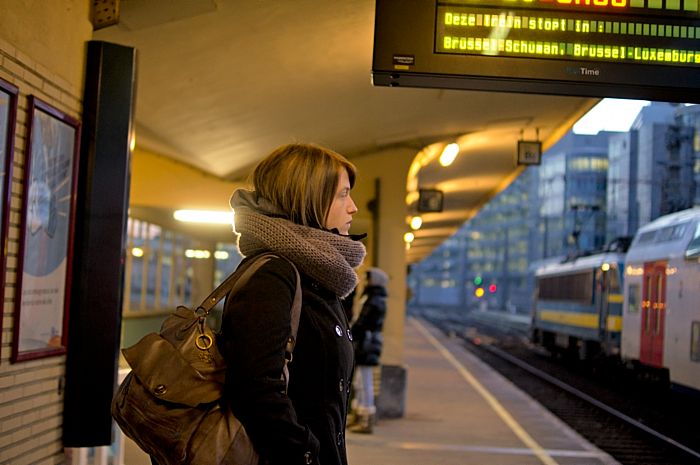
[118,317,619,465]
[346,317,620,465]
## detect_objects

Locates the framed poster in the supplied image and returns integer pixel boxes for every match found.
[12,96,81,362]
[0,78,19,348]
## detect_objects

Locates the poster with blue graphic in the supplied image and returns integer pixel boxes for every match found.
[13,97,80,362]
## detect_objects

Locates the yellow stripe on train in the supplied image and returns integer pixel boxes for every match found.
[538,310,622,331]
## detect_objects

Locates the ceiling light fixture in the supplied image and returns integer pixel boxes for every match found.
[410,215,423,230]
[185,249,211,259]
[173,209,234,224]
[403,231,415,243]
[439,142,459,167]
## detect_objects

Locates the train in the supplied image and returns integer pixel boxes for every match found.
[531,207,700,393]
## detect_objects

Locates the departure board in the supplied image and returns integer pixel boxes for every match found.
[372,0,700,102]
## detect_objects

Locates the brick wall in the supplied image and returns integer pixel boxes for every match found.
[0,36,82,465]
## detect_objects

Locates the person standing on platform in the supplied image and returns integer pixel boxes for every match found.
[224,143,366,465]
[349,267,388,434]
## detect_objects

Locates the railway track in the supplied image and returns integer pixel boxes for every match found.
[420,312,700,465]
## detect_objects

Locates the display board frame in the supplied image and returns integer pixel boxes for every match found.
[372,0,700,102]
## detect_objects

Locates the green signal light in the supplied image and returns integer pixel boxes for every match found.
[474,276,483,286]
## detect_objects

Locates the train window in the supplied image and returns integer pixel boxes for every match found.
[638,222,691,248]
[685,222,700,259]
[670,222,689,240]
[538,271,593,304]
[655,226,674,242]
[627,283,640,314]
[652,222,691,244]
[636,230,656,245]
[691,322,700,362]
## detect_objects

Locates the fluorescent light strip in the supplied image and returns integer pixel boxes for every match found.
[173,209,233,224]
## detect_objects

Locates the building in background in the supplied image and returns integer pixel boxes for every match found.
[410,104,700,316]
[538,131,612,259]
[606,130,639,243]
[606,102,697,242]
[674,104,700,207]
[407,235,463,308]
[409,167,540,314]
[633,103,695,228]
[461,167,540,312]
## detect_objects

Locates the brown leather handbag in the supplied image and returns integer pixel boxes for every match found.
[112,253,301,465]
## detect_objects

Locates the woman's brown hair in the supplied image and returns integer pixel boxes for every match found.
[251,143,357,228]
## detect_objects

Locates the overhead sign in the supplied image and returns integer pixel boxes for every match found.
[372,0,700,102]
[417,188,445,212]
[517,140,542,164]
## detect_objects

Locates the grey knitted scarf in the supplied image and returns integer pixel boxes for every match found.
[230,189,366,298]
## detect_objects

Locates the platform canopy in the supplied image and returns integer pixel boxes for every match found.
[95,0,597,263]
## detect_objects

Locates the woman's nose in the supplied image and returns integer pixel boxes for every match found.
[349,197,358,214]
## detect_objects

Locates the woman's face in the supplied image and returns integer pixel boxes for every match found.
[325,169,358,235]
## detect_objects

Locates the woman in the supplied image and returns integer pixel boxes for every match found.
[221,143,366,465]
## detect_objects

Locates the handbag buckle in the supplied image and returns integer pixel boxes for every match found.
[195,334,213,350]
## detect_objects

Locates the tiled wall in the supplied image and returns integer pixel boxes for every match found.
[0,36,82,465]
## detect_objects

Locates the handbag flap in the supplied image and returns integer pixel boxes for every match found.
[159,307,228,378]
[122,333,223,407]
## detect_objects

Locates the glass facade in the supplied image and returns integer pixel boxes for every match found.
[540,132,612,258]
[675,104,700,206]
[606,131,638,242]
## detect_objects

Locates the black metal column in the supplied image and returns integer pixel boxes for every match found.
[63,40,136,446]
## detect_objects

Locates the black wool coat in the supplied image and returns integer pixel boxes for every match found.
[351,285,387,366]
[219,255,354,465]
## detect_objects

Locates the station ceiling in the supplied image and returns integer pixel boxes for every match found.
[95,0,598,263]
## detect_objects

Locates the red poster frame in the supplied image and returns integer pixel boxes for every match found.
[11,96,81,362]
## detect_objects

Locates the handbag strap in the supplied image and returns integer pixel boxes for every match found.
[198,252,302,346]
